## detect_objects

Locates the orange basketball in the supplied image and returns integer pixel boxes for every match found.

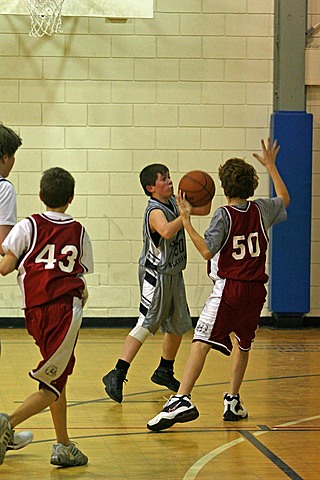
[178,170,215,207]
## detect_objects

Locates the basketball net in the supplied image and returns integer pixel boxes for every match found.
[25,0,64,37]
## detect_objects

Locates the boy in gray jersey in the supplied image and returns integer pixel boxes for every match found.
[147,138,290,431]
[102,164,211,403]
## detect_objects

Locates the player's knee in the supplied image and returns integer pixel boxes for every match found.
[129,325,150,343]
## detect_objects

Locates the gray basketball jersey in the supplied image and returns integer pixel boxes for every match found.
[139,196,187,275]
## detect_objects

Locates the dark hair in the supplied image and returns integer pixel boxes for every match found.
[0,123,22,159]
[40,167,75,208]
[139,163,169,196]
[219,158,259,199]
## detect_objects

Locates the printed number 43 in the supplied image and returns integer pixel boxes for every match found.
[35,244,78,273]
[232,233,260,260]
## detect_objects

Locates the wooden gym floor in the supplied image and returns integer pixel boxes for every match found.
[0,327,319,479]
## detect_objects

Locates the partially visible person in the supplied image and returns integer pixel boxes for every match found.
[0,123,22,253]
[103,163,211,403]
[147,138,290,431]
[0,122,33,451]
[0,167,94,467]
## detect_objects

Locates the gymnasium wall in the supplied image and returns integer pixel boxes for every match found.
[0,0,319,322]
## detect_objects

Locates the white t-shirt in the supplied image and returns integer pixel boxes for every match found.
[0,177,16,226]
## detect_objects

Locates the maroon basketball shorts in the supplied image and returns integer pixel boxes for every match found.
[193,278,267,355]
[25,295,83,397]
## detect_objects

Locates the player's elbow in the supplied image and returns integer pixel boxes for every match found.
[161,228,176,240]
[282,193,290,208]
[0,252,18,276]
[163,233,173,240]
[0,266,10,276]
[202,249,213,261]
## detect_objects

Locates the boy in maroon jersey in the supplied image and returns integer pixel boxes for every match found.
[147,138,290,431]
[0,167,93,466]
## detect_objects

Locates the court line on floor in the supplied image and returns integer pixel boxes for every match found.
[12,372,320,411]
[239,430,304,480]
[182,415,320,480]
[18,425,320,434]
[27,416,320,444]
[37,372,320,409]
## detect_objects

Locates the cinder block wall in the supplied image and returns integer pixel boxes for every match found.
[0,0,319,320]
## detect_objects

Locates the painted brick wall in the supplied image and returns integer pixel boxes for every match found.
[0,0,319,318]
[308,0,320,317]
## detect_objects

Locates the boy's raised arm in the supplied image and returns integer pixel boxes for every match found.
[149,208,184,240]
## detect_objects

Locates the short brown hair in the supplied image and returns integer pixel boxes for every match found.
[40,167,75,208]
[0,123,22,159]
[219,158,259,199]
[139,163,169,196]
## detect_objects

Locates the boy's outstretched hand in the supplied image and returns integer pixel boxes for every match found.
[176,191,213,260]
[176,191,191,226]
[253,137,280,169]
[253,137,290,208]
[176,192,212,222]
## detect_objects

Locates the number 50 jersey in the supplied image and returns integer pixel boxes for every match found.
[3,212,94,308]
[206,199,286,284]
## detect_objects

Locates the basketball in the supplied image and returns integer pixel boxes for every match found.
[178,170,215,207]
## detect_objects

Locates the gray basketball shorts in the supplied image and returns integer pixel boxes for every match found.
[137,266,192,336]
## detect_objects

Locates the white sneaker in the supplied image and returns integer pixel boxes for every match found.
[147,395,199,432]
[223,393,248,421]
[7,430,34,450]
[51,442,88,467]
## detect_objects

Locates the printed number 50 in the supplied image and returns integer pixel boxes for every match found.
[232,233,260,260]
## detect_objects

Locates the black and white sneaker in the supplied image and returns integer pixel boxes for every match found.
[147,395,199,432]
[151,367,180,392]
[102,369,127,403]
[223,393,248,421]
[0,413,13,465]
[50,442,88,467]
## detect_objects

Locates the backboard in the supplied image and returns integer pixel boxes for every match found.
[0,0,153,18]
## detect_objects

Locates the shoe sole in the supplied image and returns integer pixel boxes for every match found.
[102,375,122,403]
[0,446,5,466]
[223,411,248,421]
[151,375,180,392]
[147,408,199,432]
[51,459,88,467]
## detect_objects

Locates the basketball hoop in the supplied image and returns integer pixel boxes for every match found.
[25,0,65,37]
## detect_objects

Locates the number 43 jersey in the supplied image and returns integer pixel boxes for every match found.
[2,212,94,308]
